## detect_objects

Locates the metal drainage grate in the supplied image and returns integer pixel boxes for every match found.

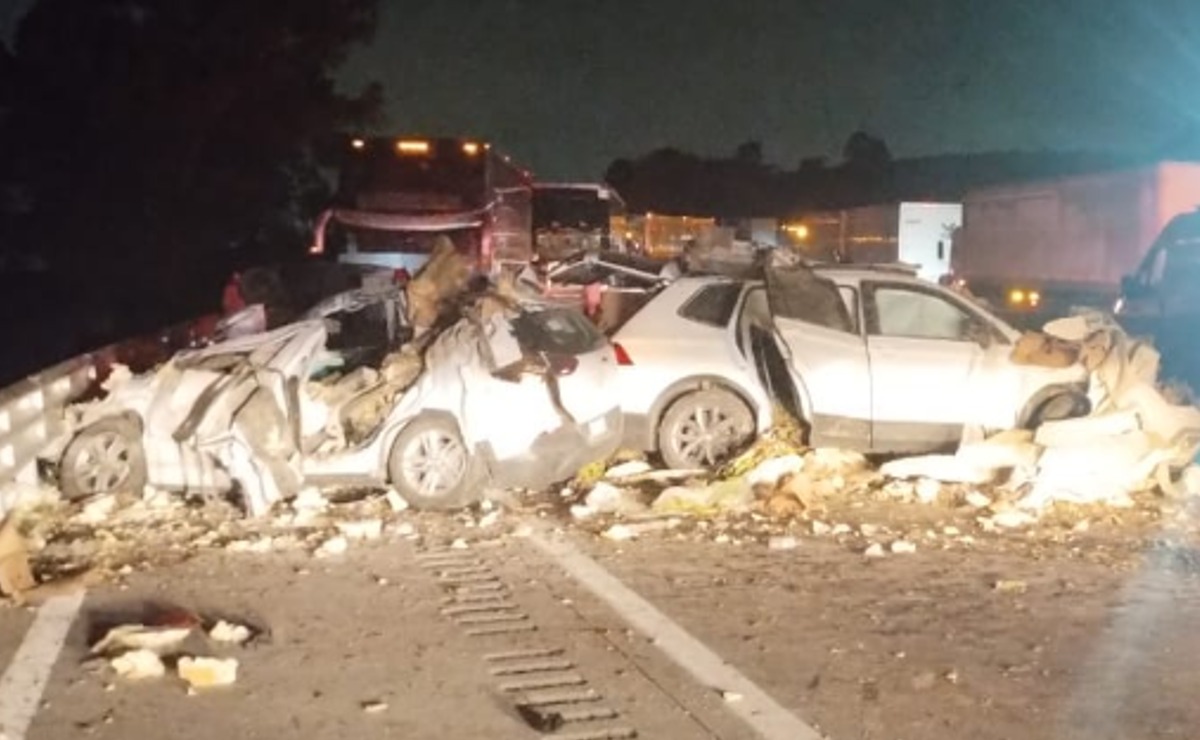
[418,547,638,738]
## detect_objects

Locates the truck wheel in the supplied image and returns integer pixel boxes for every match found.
[59,418,147,501]
[658,388,756,469]
[387,414,484,510]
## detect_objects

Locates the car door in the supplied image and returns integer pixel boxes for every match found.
[861,280,997,451]
[758,267,872,448]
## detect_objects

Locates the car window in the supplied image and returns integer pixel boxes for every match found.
[678,283,742,327]
[868,285,975,341]
[764,267,853,333]
[512,308,606,355]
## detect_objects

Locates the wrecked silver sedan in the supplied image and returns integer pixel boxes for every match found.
[42,287,623,515]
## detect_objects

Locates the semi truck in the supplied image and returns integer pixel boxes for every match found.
[948,162,1200,320]
[785,202,962,283]
[309,135,534,277]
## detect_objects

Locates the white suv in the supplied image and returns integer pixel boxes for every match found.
[611,263,1090,468]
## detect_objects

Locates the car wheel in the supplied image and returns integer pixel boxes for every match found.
[59,418,147,501]
[658,388,756,470]
[1023,390,1091,429]
[387,414,483,510]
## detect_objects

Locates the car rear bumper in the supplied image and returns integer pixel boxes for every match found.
[483,406,624,489]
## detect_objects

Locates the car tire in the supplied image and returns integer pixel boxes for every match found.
[387,414,484,510]
[59,417,147,502]
[657,388,756,470]
[1022,390,1091,429]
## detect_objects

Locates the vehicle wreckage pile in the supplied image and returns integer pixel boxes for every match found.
[5,247,1200,602]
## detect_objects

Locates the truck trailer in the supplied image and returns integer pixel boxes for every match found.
[949,162,1200,319]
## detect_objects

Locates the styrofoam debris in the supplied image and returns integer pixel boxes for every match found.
[177,656,238,688]
[110,649,165,680]
[336,519,384,541]
[314,535,348,557]
[746,455,806,487]
[208,621,252,645]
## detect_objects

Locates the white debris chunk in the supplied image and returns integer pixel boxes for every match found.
[914,478,942,504]
[177,656,238,688]
[336,519,384,541]
[77,494,118,524]
[1034,411,1139,447]
[110,649,165,680]
[721,690,744,703]
[601,524,636,541]
[1019,432,1163,510]
[362,700,389,714]
[208,621,253,645]
[101,364,134,393]
[582,482,634,515]
[450,537,469,550]
[890,540,917,554]
[315,535,348,558]
[964,490,992,509]
[806,448,868,474]
[746,455,805,487]
[864,543,886,558]
[477,510,501,528]
[811,520,832,536]
[226,537,275,554]
[91,625,192,657]
[768,536,799,551]
[880,455,996,485]
[292,487,329,513]
[385,489,409,512]
[604,460,653,480]
[987,510,1039,529]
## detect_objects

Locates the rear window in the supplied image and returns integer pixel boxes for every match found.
[765,267,853,333]
[678,283,742,327]
[512,308,606,355]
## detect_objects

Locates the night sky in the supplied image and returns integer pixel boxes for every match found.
[6,0,1200,179]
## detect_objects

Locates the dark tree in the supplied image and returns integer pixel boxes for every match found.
[734,140,763,166]
[842,130,892,172]
[0,0,381,327]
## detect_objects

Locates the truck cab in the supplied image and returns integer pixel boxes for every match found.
[1116,209,1200,318]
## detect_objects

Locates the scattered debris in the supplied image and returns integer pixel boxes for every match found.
[208,620,253,645]
[110,649,166,680]
[0,514,36,598]
[450,538,469,550]
[994,579,1028,594]
[384,489,409,513]
[362,700,389,714]
[177,656,239,689]
[721,690,744,703]
[335,519,384,541]
[91,624,192,658]
[890,540,917,555]
[864,543,886,558]
[768,536,799,551]
[76,495,118,525]
[314,536,349,558]
[602,524,636,541]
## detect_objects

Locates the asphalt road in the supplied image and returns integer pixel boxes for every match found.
[0,529,772,740]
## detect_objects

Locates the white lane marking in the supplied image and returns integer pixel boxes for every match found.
[0,592,86,740]
[527,528,823,740]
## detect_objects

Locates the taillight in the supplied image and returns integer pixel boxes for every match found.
[547,354,578,376]
[393,268,411,283]
[612,343,633,366]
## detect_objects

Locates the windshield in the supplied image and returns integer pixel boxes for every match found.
[533,190,613,231]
